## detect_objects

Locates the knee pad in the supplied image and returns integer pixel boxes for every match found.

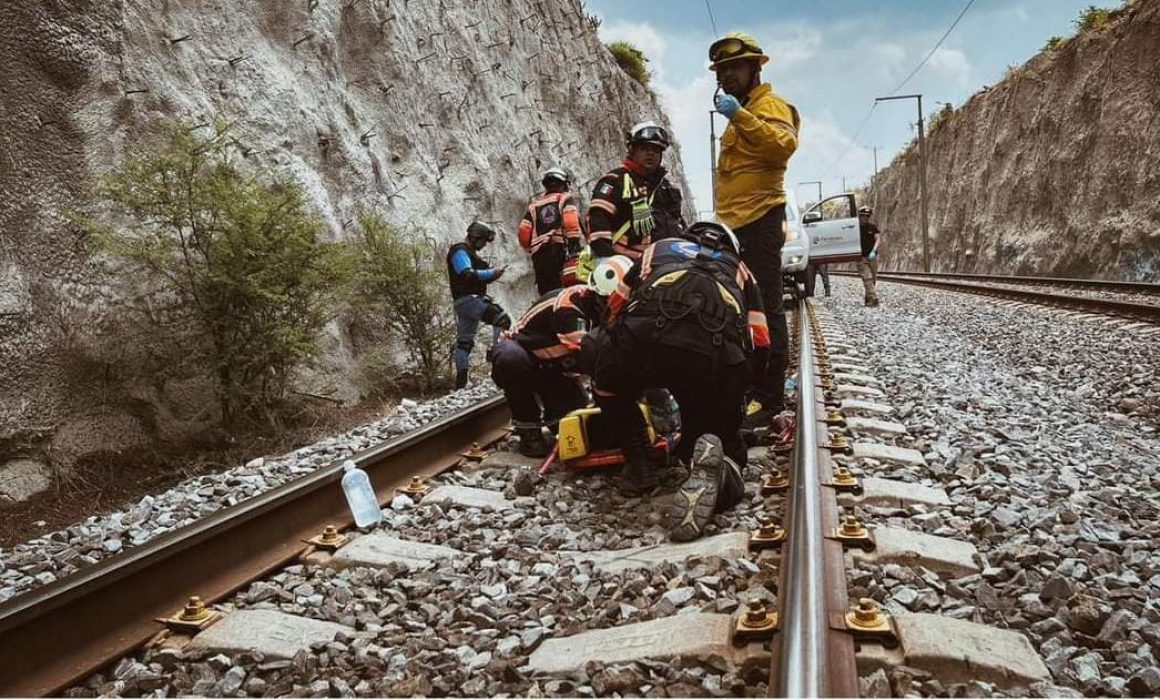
[481,302,510,329]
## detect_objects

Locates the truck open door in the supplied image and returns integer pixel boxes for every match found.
[801,193,862,265]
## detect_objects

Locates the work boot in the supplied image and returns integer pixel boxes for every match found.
[514,422,550,458]
[619,430,659,496]
[455,368,468,390]
[668,435,726,542]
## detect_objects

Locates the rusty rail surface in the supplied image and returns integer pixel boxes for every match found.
[872,270,1160,295]
[0,396,510,697]
[835,271,1160,324]
[771,299,859,697]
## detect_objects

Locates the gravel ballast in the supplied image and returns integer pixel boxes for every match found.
[820,277,1158,698]
[0,385,497,604]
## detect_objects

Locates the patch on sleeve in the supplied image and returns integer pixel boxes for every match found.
[596,181,615,197]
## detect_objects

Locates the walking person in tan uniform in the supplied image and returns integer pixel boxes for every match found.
[858,205,881,306]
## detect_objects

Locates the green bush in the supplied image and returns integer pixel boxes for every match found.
[928,103,955,133]
[347,212,455,393]
[1043,36,1066,51]
[607,41,651,87]
[82,120,351,428]
[1074,5,1112,32]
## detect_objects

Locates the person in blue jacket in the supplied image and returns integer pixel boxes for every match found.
[446,222,511,388]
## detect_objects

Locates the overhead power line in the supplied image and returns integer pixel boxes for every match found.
[819,103,876,182]
[704,0,719,37]
[820,0,976,182]
[889,0,977,94]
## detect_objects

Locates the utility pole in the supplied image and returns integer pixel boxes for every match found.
[709,111,718,212]
[841,175,846,193]
[875,94,930,272]
[798,180,822,206]
[872,146,879,176]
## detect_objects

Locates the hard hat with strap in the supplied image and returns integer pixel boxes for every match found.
[626,120,671,149]
[542,166,569,187]
[709,32,770,71]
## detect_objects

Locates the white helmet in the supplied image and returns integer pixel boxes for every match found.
[626,120,671,149]
[541,166,569,187]
[588,255,634,296]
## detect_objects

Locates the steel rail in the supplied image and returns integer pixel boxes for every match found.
[773,299,858,697]
[0,396,510,697]
[834,271,1160,324]
[871,270,1160,295]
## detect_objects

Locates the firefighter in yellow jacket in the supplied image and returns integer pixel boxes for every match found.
[710,31,800,431]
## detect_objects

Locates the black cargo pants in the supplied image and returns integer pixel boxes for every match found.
[734,205,790,413]
[593,329,749,468]
[490,338,587,426]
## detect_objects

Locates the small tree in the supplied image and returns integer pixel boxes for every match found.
[348,212,455,393]
[607,41,651,87]
[82,120,351,428]
[1074,5,1112,32]
[1043,36,1066,51]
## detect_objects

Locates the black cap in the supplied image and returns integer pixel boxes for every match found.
[467,221,496,241]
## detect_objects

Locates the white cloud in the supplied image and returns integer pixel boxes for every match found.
[927,47,971,89]
[599,20,670,82]
[654,74,719,216]
[756,24,823,69]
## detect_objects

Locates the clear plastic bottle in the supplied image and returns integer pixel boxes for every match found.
[340,460,382,528]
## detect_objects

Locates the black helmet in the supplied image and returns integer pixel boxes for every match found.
[467,221,496,242]
[685,219,741,256]
[858,205,872,215]
[626,120,671,149]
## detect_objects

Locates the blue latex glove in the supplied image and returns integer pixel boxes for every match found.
[715,93,741,119]
[868,250,879,261]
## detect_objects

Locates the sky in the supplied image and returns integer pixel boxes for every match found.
[587,0,1121,215]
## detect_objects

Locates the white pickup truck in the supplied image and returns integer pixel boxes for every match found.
[782,192,865,297]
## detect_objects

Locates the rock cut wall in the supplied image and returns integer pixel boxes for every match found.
[868,1,1160,279]
[0,0,692,472]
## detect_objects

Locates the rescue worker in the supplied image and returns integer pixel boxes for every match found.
[489,273,616,457]
[858,205,881,306]
[588,220,770,542]
[709,32,799,430]
[446,222,511,389]
[518,166,583,295]
[582,120,686,275]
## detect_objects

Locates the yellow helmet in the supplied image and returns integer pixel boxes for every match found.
[709,32,770,71]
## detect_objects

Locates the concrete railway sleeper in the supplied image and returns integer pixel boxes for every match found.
[2,290,1145,698]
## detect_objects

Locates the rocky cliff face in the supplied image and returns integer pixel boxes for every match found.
[0,0,692,474]
[868,1,1160,279]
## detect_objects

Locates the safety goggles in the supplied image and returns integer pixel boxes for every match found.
[709,37,761,64]
[630,126,670,147]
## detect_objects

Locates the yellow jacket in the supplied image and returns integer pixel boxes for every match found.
[715,83,800,229]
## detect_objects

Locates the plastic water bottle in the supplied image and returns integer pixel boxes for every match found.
[340,460,382,528]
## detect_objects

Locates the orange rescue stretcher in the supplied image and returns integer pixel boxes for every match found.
[537,402,676,476]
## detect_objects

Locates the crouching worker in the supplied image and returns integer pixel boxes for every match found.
[447,222,511,389]
[490,265,623,457]
[590,221,770,541]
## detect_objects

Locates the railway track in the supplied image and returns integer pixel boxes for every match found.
[835,270,1160,324]
[1,298,1064,698]
[0,398,511,697]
